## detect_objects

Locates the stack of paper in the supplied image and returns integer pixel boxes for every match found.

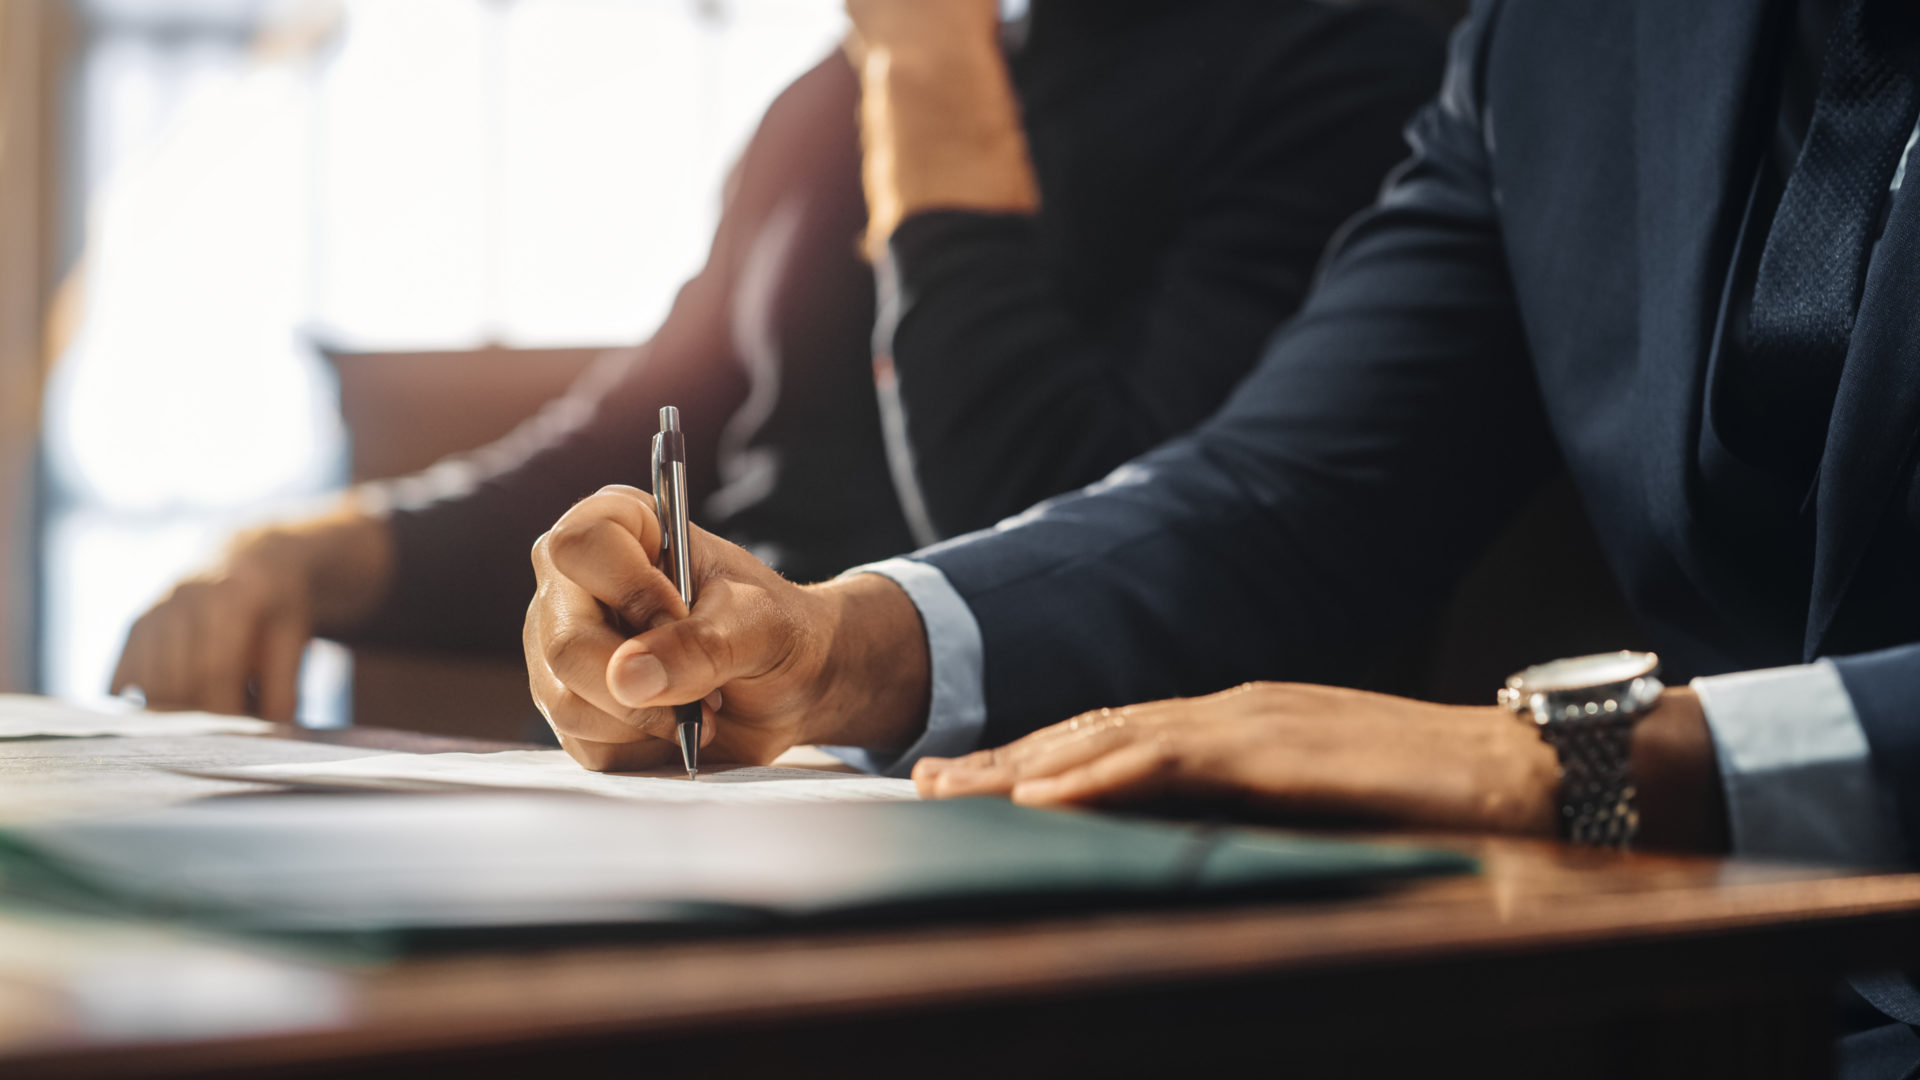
[0,696,273,739]
[182,749,921,804]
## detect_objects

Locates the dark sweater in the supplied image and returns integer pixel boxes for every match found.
[882,0,1446,538]
[346,1,1443,656]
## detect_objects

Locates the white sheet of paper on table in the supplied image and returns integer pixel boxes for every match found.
[0,695,274,739]
[184,749,921,803]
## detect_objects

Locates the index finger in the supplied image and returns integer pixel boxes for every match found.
[916,713,1147,800]
[541,486,684,629]
[914,706,1144,786]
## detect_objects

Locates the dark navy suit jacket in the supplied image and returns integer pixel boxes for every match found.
[913,0,1920,861]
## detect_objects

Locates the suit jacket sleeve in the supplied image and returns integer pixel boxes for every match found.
[910,4,1561,747]
[878,8,1447,540]
[1829,645,1920,862]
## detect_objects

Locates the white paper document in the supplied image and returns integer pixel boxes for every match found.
[184,749,920,803]
[0,695,274,740]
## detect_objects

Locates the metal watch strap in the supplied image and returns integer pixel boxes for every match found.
[1500,657,1664,851]
[1536,712,1641,848]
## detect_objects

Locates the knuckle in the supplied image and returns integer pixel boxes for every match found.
[554,518,642,579]
[629,706,675,738]
[1147,737,1182,769]
[1232,681,1292,708]
[170,580,214,607]
[612,577,662,620]
[543,625,586,673]
[544,517,596,561]
[536,689,574,729]
[595,484,646,502]
[681,618,732,673]
[572,742,617,773]
[542,691,593,736]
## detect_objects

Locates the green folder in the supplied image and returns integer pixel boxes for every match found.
[0,793,1472,947]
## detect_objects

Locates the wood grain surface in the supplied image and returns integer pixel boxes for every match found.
[2,722,1915,1079]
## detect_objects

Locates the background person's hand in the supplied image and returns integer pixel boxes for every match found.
[842,0,1036,257]
[526,485,920,772]
[112,539,317,721]
[843,0,999,59]
[110,505,392,722]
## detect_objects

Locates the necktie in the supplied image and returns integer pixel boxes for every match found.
[1749,0,1920,376]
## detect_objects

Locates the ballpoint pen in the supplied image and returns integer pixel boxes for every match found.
[651,406,702,779]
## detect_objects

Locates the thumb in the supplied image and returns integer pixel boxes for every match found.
[605,578,785,708]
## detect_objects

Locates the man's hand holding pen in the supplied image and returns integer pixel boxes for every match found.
[524,484,932,773]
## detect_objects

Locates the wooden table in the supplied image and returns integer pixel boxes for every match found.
[2,723,1918,1080]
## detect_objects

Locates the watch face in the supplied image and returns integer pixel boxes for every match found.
[1519,651,1659,693]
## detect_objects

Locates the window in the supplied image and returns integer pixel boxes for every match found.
[41,0,846,720]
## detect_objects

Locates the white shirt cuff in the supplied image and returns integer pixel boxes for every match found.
[1692,659,1905,865]
[819,558,988,778]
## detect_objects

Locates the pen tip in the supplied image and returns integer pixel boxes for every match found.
[677,720,699,780]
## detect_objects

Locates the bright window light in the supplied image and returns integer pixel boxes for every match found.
[42,0,846,713]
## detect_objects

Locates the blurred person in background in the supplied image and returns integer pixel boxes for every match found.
[112,0,1445,724]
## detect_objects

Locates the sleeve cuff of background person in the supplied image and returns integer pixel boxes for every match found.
[1692,660,1905,866]
[818,558,988,778]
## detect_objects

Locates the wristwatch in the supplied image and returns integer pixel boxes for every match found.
[1498,651,1665,849]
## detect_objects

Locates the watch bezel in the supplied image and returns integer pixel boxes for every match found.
[1498,651,1663,727]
